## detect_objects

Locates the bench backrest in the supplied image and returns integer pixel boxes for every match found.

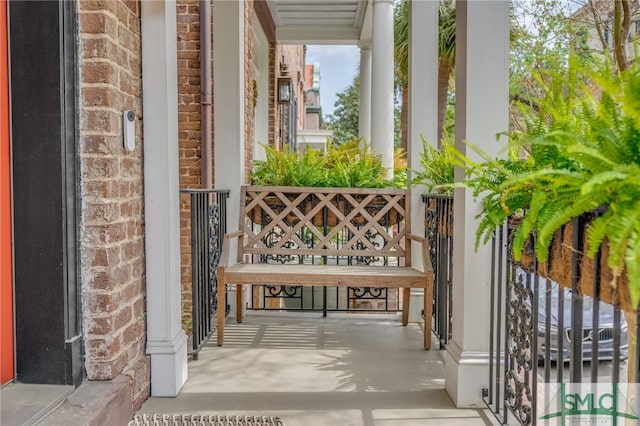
[240,185,410,264]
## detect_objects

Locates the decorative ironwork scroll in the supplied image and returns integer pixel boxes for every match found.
[423,194,453,348]
[209,203,220,314]
[180,189,229,358]
[504,269,534,425]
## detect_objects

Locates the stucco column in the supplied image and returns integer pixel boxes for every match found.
[444,0,510,407]
[213,0,246,318]
[358,42,371,145]
[407,0,438,322]
[370,0,394,179]
[141,0,188,397]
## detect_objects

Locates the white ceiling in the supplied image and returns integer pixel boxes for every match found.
[267,0,371,44]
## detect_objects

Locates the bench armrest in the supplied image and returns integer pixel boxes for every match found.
[219,230,244,269]
[406,233,434,273]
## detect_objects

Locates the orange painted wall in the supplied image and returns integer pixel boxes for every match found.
[0,0,14,385]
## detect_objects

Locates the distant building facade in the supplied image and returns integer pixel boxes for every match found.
[298,62,333,151]
[572,0,640,60]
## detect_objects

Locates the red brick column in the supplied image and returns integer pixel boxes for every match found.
[176,0,203,333]
[244,0,256,177]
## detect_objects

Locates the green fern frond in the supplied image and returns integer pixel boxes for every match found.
[566,144,617,170]
[580,170,628,195]
[585,211,612,258]
[534,191,599,261]
[511,191,547,261]
[625,229,640,307]
[601,205,640,278]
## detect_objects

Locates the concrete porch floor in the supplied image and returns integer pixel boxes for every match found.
[136,313,496,426]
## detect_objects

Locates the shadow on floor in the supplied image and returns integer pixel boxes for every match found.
[137,314,496,426]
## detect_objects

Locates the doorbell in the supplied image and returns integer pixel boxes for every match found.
[123,110,135,151]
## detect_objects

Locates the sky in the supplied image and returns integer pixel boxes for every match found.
[306,45,360,118]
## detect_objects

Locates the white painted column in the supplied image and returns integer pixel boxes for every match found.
[444,0,510,407]
[141,0,188,397]
[370,0,395,179]
[213,0,246,318]
[407,0,438,322]
[358,42,372,145]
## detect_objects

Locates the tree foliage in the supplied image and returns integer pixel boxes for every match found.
[510,0,592,114]
[510,0,638,122]
[325,75,402,148]
[324,76,360,145]
[394,0,456,147]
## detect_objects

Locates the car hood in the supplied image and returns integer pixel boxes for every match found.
[537,284,625,328]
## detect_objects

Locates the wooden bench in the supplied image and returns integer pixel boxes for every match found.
[216,185,434,349]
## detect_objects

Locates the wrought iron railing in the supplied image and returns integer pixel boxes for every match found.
[247,228,400,315]
[244,187,405,315]
[423,194,453,349]
[484,215,640,425]
[180,189,229,359]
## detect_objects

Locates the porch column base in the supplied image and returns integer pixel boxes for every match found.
[147,331,188,397]
[407,288,424,323]
[444,340,489,407]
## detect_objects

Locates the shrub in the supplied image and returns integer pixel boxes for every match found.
[250,140,404,188]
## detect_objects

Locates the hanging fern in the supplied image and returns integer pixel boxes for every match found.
[460,55,640,308]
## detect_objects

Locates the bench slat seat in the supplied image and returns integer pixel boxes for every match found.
[223,264,429,288]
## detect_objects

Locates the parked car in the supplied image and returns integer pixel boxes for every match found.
[516,269,629,362]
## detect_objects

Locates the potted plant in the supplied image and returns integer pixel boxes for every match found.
[413,133,456,196]
[249,140,406,227]
[248,145,327,225]
[412,133,457,238]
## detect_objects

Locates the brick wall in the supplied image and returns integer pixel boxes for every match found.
[176,0,263,326]
[268,43,278,149]
[244,0,256,177]
[280,44,306,132]
[78,0,149,411]
[176,0,205,332]
[271,45,306,150]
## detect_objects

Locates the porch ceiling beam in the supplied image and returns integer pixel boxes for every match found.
[279,4,356,16]
[280,12,357,19]
[277,5,359,12]
[280,17,357,24]
[275,26,361,44]
[254,0,276,42]
[268,0,368,44]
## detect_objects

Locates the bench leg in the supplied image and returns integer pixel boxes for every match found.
[402,288,410,326]
[236,284,243,323]
[217,282,226,346]
[424,276,434,350]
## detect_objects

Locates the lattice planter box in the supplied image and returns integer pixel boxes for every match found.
[424,194,454,237]
[513,214,635,314]
[245,185,406,228]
